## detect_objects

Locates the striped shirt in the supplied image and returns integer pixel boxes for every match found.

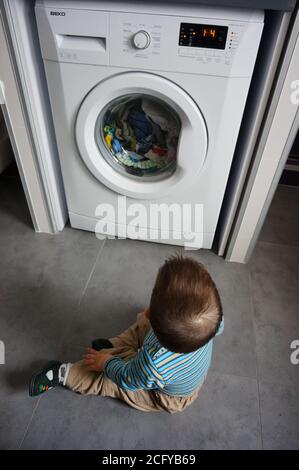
[105,319,224,396]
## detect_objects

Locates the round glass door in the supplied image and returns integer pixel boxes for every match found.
[75,72,207,199]
[95,94,181,181]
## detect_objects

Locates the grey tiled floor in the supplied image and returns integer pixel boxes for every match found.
[0,175,298,450]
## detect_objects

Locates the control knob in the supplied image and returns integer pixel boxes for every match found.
[132,30,151,50]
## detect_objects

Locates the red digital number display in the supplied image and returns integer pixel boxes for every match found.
[203,28,216,38]
[179,23,228,50]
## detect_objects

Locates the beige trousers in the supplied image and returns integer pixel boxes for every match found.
[66,312,202,413]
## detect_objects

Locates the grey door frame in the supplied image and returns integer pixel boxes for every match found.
[0,6,53,233]
[1,0,67,233]
[225,6,299,262]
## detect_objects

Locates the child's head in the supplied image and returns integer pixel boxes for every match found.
[149,255,223,353]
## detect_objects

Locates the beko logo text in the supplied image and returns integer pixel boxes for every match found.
[50,11,66,16]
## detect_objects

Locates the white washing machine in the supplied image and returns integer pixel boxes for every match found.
[35,0,264,248]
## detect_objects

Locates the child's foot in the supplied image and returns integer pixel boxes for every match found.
[29,360,62,397]
[91,338,113,351]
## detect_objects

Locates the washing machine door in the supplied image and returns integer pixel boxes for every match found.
[76,72,207,199]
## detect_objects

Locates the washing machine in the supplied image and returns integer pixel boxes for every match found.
[35,0,264,248]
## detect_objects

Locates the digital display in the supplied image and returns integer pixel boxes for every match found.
[179,23,228,49]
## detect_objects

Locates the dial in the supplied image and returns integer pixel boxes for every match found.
[132,30,151,50]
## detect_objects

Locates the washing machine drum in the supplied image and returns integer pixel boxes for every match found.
[76,72,207,199]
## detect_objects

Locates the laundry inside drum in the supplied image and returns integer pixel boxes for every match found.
[97,94,181,179]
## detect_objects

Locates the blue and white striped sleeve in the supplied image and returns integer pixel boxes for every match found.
[104,347,165,392]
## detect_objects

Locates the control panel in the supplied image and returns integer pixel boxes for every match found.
[178,22,243,67]
[36,5,264,78]
[109,12,263,77]
[179,23,228,49]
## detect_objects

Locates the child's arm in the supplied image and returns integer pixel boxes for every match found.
[104,347,165,392]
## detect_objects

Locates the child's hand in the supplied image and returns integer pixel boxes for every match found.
[83,348,113,372]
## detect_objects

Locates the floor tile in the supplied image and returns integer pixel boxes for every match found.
[0,227,104,366]
[259,380,299,449]
[250,243,299,387]
[191,251,257,379]
[253,322,299,388]
[250,242,299,327]
[0,205,104,448]
[0,392,37,450]
[259,185,299,247]
[179,372,261,450]
[65,238,180,359]
[20,372,261,450]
